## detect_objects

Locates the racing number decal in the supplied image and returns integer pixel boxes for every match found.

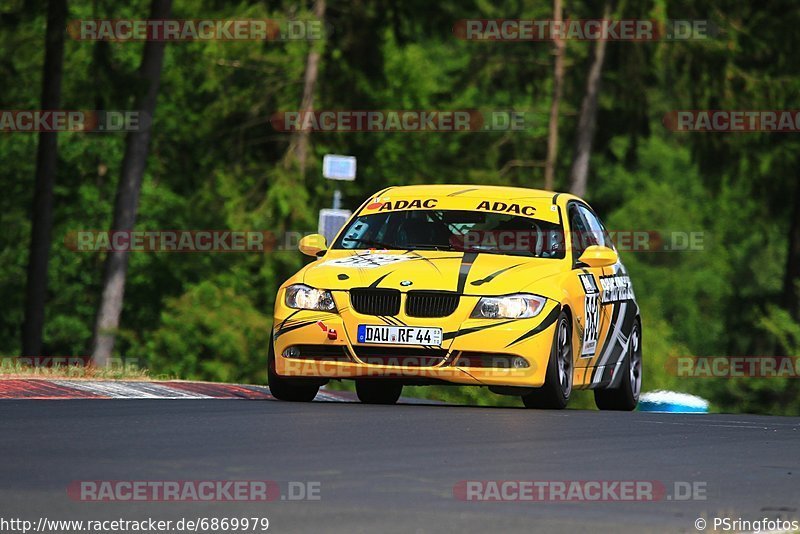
[583,294,599,356]
[579,273,600,357]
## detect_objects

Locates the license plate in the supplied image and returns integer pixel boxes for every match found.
[357,325,442,346]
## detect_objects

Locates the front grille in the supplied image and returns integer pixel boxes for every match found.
[406,291,460,317]
[350,288,401,316]
[352,346,449,367]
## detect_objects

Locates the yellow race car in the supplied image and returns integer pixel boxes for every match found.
[269,185,641,410]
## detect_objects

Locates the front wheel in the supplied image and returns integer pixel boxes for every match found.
[268,336,320,402]
[522,310,572,409]
[594,320,641,411]
[356,380,402,405]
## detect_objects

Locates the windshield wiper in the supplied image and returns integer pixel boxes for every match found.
[404,243,455,251]
[342,237,400,249]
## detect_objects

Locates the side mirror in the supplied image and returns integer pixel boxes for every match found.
[299,234,328,257]
[578,245,618,268]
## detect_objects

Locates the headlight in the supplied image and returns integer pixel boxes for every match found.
[470,294,547,319]
[285,284,336,312]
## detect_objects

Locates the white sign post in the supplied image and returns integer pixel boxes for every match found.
[319,155,356,243]
[322,155,357,181]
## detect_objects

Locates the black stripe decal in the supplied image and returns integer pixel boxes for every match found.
[369,271,393,288]
[443,319,517,340]
[505,305,561,347]
[404,251,444,274]
[379,315,403,326]
[406,253,462,267]
[590,301,622,383]
[391,316,408,326]
[447,187,480,197]
[274,320,317,339]
[279,309,302,331]
[471,263,524,287]
[601,304,637,383]
[456,252,479,294]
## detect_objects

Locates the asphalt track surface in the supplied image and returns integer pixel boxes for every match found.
[1,398,798,534]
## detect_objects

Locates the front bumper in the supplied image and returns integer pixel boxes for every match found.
[272,291,561,388]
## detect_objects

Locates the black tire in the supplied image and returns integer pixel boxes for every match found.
[268,335,319,402]
[522,311,572,409]
[355,380,402,405]
[594,320,641,411]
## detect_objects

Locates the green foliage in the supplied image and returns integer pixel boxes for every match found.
[136,279,271,383]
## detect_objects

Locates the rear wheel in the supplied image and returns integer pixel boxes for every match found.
[522,311,572,409]
[268,336,319,402]
[356,380,402,405]
[594,320,641,411]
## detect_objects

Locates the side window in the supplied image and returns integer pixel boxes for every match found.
[568,204,590,259]
[570,203,612,262]
[577,205,613,251]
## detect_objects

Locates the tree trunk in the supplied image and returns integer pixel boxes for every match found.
[784,177,800,321]
[569,2,611,198]
[543,0,564,191]
[91,0,172,366]
[289,0,326,176]
[21,0,67,356]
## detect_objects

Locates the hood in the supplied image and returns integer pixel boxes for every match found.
[302,250,565,296]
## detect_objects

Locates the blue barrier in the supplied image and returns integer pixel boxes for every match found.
[638,390,709,413]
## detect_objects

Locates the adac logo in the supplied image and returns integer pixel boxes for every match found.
[476,200,536,216]
[379,199,438,211]
[365,197,439,211]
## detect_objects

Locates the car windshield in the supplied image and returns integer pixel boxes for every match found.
[332,209,565,258]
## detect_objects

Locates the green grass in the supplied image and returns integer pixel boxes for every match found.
[0,364,155,381]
